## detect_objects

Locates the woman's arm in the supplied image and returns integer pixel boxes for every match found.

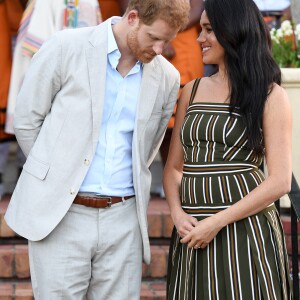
[163,80,199,238]
[185,0,204,29]
[181,84,292,248]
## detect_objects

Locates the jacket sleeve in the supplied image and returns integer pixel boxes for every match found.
[147,70,180,167]
[13,34,62,157]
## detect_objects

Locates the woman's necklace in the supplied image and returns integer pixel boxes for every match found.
[64,0,79,28]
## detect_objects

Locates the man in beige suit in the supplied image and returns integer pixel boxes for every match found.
[5,0,190,299]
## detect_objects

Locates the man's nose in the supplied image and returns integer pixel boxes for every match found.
[153,42,165,55]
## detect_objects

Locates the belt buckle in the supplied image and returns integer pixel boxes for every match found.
[96,194,112,208]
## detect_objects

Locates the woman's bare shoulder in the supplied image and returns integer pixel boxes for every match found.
[264,83,291,118]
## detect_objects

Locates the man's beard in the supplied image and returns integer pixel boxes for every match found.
[127,28,156,63]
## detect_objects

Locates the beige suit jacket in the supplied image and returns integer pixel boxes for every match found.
[5,20,180,264]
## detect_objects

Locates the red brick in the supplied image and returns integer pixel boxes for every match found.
[0,215,15,238]
[163,214,174,238]
[0,198,16,238]
[15,284,33,300]
[153,289,166,300]
[148,198,170,213]
[281,215,300,235]
[148,213,162,238]
[142,262,149,277]
[149,246,167,278]
[140,283,155,300]
[285,235,300,255]
[0,284,13,300]
[151,282,166,291]
[0,245,14,278]
[0,197,10,213]
[15,246,30,279]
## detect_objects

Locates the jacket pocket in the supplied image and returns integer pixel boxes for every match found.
[23,155,50,180]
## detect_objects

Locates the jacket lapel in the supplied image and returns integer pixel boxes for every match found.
[134,60,162,142]
[85,22,108,152]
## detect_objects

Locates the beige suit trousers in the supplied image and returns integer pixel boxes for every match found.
[28,197,143,300]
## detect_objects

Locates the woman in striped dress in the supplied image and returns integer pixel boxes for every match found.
[163,0,292,299]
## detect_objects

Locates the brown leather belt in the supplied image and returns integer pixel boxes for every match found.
[73,195,135,208]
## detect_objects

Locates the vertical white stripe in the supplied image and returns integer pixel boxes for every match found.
[218,177,225,204]
[223,116,231,145]
[224,128,246,160]
[245,149,254,161]
[196,114,204,160]
[268,211,288,298]
[248,217,271,300]
[195,250,198,299]
[214,238,220,300]
[250,172,259,186]
[226,176,233,203]
[188,178,192,206]
[212,142,216,161]
[255,215,277,298]
[258,276,262,300]
[240,174,250,194]
[211,115,219,161]
[212,115,219,142]
[207,244,212,300]
[226,225,235,300]
[203,177,207,204]
[233,175,244,199]
[205,115,214,162]
[226,118,238,138]
[266,217,280,284]
[209,177,213,203]
[247,236,255,298]
[234,222,243,298]
[193,177,197,204]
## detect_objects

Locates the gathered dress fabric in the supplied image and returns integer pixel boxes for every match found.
[167,78,292,300]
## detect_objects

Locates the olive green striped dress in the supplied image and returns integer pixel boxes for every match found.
[167,79,292,300]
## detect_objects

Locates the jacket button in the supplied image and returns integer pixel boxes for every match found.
[70,189,76,195]
[84,159,90,166]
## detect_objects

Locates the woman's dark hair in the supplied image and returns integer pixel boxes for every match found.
[204,0,281,154]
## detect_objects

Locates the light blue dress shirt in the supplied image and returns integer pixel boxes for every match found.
[80,17,143,196]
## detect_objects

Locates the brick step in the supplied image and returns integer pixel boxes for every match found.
[0,244,170,281]
[0,283,33,300]
[0,196,174,239]
[0,281,167,300]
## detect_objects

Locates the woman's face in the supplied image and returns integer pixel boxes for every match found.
[197,11,225,66]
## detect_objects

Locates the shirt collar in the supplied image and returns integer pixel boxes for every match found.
[107,17,143,72]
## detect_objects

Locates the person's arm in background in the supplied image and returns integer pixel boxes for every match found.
[163,0,204,59]
[185,0,203,30]
[117,0,129,15]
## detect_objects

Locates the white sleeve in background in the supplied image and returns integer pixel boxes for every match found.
[253,0,290,11]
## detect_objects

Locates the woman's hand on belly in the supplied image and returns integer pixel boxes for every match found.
[180,215,223,249]
[171,209,198,238]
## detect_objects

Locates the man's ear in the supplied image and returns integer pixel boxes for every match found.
[127,9,139,26]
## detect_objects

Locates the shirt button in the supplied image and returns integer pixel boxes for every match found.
[84,159,90,166]
[70,189,76,195]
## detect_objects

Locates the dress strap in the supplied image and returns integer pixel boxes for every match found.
[189,78,201,105]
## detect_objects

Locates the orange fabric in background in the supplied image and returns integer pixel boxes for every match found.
[98,0,121,20]
[0,0,23,141]
[169,25,203,86]
[167,25,203,128]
